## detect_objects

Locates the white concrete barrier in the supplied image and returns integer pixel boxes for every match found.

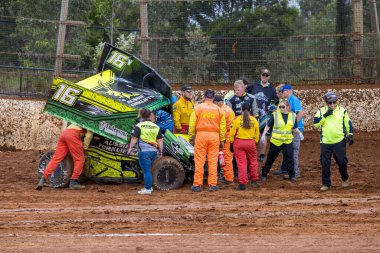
[0,88,377,150]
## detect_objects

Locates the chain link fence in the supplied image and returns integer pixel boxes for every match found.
[0,0,379,98]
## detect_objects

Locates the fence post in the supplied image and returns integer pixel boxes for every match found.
[139,0,149,63]
[54,0,69,78]
[369,0,380,83]
[19,67,23,97]
[353,0,363,83]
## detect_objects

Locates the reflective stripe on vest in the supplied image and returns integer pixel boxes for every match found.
[136,121,160,147]
[271,111,295,141]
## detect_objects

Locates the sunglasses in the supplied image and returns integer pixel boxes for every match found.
[327,101,337,105]
[261,74,270,77]
[279,105,286,109]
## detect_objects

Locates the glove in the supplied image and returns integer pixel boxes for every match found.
[268,104,276,112]
[348,135,354,145]
[323,109,333,118]
[229,144,234,153]
[260,134,266,143]
[299,132,304,141]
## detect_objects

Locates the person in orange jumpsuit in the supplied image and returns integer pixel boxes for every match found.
[36,124,93,190]
[214,95,235,184]
[189,89,226,192]
[173,85,195,133]
[229,102,260,190]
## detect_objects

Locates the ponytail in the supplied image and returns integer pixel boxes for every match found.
[242,109,251,129]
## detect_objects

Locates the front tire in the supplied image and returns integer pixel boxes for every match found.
[152,156,185,190]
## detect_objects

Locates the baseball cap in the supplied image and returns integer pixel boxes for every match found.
[181,84,192,92]
[280,84,292,92]
[213,95,223,102]
[260,69,271,75]
[204,89,215,99]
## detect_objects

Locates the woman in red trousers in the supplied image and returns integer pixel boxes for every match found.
[229,102,260,190]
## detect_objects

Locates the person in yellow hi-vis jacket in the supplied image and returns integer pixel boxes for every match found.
[189,89,226,192]
[173,85,195,133]
[214,95,235,184]
[260,100,298,182]
[313,91,353,192]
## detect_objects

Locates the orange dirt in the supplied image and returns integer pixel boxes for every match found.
[0,131,379,252]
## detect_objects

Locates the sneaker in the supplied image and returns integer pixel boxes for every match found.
[237,184,247,191]
[261,176,267,182]
[251,181,259,187]
[290,177,297,183]
[35,177,46,191]
[342,180,349,188]
[258,154,266,161]
[191,186,202,192]
[69,179,85,190]
[273,169,287,175]
[320,185,330,192]
[209,185,220,192]
[138,188,153,195]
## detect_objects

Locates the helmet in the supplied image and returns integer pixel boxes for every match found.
[323,91,338,103]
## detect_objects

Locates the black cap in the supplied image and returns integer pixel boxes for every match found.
[214,95,223,102]
[241,102,251,111]
[204,89,215,99]
[181,85,192,92]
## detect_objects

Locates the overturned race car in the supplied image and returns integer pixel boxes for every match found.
[38,44,194,190]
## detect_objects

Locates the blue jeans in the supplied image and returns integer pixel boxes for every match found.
[138,151,158,189]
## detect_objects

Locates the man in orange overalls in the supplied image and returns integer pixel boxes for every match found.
[214,95,235,184]
[36,124,93,190]
[189,89,226,192]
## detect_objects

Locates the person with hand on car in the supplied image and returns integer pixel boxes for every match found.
[189,89,226,192]
[313,91,353,192]
[128,108,164,195]
[36,124,93,190]
[173,85,195,134]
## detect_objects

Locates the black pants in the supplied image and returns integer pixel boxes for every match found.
[320,139,348,187]
[262,142,295,178]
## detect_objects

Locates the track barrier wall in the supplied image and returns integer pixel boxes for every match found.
[0,88,378,151]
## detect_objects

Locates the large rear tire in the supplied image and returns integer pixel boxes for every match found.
[152,156,185,190]
[37,152,74,188]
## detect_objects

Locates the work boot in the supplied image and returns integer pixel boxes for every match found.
[251,181,259,187]
[320,185,330,192]
[138,188,153,195]
[191,186,202,192]
[69,179,85,190]
[290,177,297,183]
[342,180,349,188]
[219,178,234,185]
[237,184,247,191]
[209,185,220,192]
[35,176,46,191]
[273,169,287,175]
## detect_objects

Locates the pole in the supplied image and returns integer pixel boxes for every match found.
[369,0,380,83]
[139,0,149,63]
[54,0,69,78]
[353,0,363,82]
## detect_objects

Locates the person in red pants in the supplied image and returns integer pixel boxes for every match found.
[229,102,260,190]
[36,124,93,190]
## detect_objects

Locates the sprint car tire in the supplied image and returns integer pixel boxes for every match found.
[37,152,74,188]
[152,156,185,190]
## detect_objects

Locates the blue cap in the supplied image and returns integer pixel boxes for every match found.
[280,84,292,92]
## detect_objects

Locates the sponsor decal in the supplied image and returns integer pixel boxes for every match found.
[99,121,129,139]
[170,141,184,155]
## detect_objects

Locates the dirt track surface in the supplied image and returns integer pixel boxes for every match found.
[1,131,380,252]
